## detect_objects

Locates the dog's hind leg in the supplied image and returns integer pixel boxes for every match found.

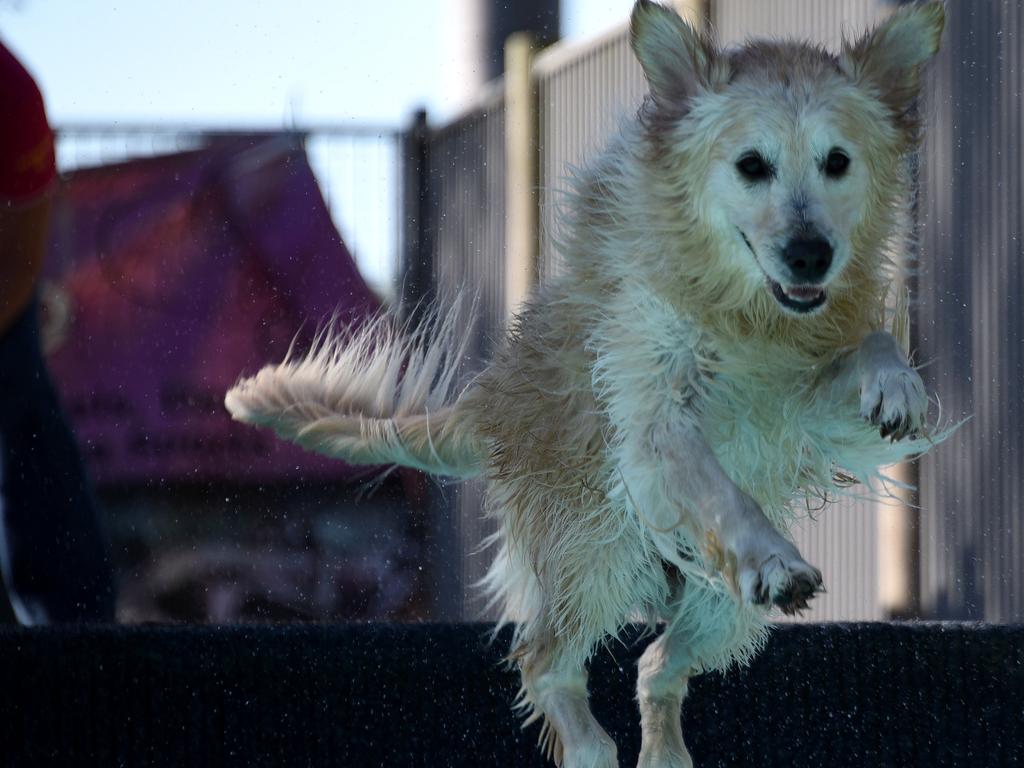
[636,631,694,768]
[520,634,618,768]
[636,575,694,768]
[636,576,762,768]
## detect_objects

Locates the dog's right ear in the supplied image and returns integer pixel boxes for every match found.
[841,2,944,137]
[630,0,719,107]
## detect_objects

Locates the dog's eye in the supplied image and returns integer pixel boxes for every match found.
[823,149,850,179]
[736,152,773,183]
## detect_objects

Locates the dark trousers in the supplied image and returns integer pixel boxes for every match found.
[0,300,114,622]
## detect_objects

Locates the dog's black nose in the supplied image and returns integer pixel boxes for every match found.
[782,237,833,283]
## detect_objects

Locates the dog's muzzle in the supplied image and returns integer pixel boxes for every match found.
[774,236,832,313]
[739,229,830,314]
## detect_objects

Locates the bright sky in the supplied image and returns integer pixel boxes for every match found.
[0,0,633,296]
[0,0,631,125]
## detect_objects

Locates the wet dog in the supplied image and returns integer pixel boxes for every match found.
[226,2,947,765]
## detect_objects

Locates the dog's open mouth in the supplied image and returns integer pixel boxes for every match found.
[739,229,829,315]
[769,280,828,313]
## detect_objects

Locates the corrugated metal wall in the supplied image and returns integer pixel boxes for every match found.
[917,1,1024,621]
[712,0,886,47]
[535,27,646,280]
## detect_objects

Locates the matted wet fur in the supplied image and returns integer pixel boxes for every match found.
[225,3,949,766]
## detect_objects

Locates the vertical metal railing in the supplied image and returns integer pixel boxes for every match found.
[414,86,508,617]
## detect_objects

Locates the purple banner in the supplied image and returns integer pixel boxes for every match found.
[44,136,382,485]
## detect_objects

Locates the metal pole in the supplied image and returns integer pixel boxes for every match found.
[503,32,538,321]
[400,109,434,322]
[878,463,921,618]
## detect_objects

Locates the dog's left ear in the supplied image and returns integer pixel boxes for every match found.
[842,2,945,130]
[630,0,721,108]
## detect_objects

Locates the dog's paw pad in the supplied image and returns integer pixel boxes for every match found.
[771,567,823,615]
[861,367,928,441]
[740,551,823,614]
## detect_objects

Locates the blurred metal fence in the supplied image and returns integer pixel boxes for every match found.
[712,0,885,45]
[54,123,404,299]
[535,26,647,281]
[412,88,508,617]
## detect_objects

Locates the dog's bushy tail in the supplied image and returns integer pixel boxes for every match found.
[224,305,485,479]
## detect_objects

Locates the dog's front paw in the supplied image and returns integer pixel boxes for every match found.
[860,364,928,441]
[733,522,823,615]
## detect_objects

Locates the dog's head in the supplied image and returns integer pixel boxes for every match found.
[630,0,944,319]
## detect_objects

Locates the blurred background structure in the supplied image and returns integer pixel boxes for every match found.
[0,0,1020,624]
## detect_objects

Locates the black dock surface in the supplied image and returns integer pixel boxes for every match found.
[0,622,1021,767]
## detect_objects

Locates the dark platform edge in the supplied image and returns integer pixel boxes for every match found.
[1,622,1022,767]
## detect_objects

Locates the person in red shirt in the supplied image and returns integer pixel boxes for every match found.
[0,40,55,332]
[0,39,114,623]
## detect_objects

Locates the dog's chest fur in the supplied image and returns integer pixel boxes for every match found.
[466,275,909,668]
[472,277,858,553]
[474,278,862,518]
